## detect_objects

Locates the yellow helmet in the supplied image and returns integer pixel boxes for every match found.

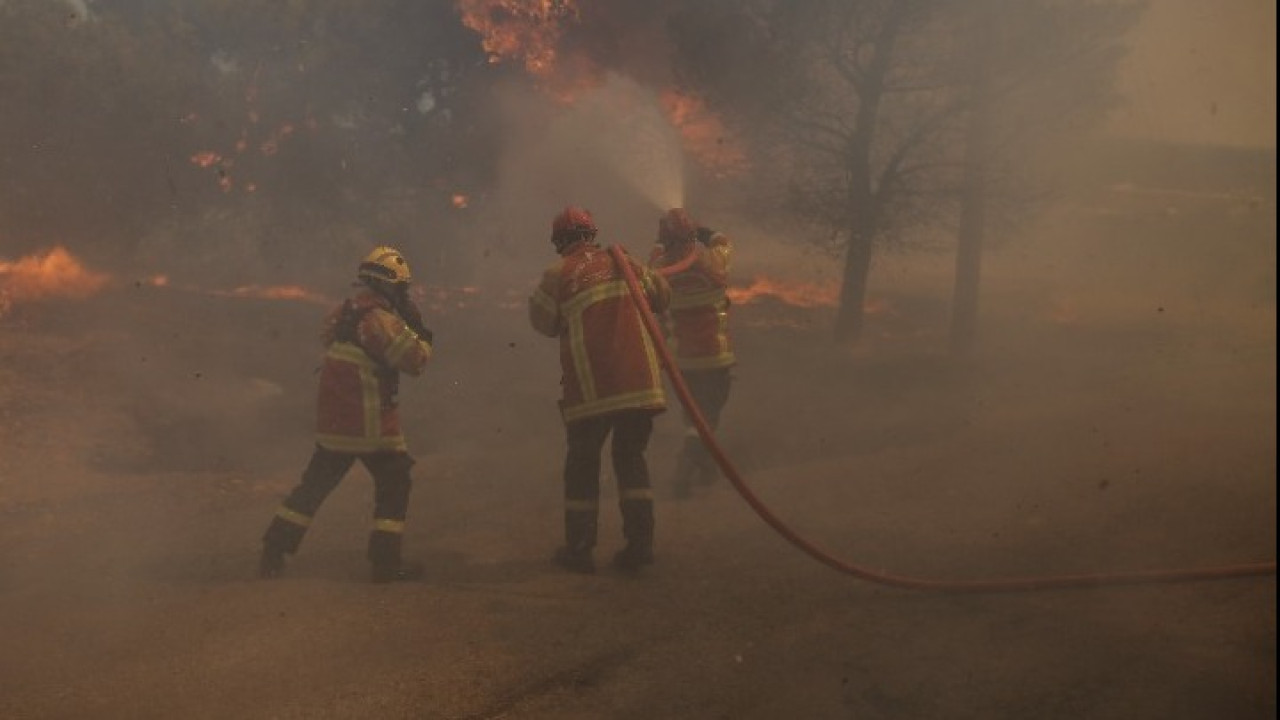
[357,246,412,284]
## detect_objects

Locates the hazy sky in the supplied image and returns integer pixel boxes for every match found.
[1109,0,1276,148]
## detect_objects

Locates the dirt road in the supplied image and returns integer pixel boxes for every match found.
[1,216,1275,718]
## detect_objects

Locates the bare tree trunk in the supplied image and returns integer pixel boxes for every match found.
[833,89,886,344]
[830,3,908,346]
[835,135,877,344]
[949,123,988,355]
[949,5,995,356]
[835,223,875,344]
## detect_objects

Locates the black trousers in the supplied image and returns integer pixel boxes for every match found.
[562,410,655,554]
[675,367,733,483]
[262,445,415,568]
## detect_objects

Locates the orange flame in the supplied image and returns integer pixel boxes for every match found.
[0,246,110,303]
[456,0,578,77]
[727,276,839,308]
[209,285,330,304]
[452,1,750,173]
[0,247,339,320]
[3,245,857,327]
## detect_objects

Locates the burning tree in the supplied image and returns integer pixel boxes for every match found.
[0,1,499,284]
[669,0,1142,346]
[3,0,1139,317]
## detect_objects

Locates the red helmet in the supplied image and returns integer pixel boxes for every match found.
[551,206,597,252]
[659,207,698,246]
[552,206,597,235]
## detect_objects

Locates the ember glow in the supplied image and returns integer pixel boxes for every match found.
[185,72,308,194]
[190,151,222,168]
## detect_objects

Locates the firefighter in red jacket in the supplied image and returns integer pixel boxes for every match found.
[530,206,672,574]
[649,208,736,499]
[260,246,434,583]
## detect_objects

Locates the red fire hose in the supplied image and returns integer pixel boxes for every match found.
[610,244,1277,593]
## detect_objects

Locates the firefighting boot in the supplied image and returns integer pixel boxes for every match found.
[260,508,312,579]
[611,544,654,572]
[614,496,655,572]
[259,545,286,579]
[554,505,598,574]
[367,528,423,583]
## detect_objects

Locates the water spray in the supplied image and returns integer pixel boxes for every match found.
[572,76,686,212]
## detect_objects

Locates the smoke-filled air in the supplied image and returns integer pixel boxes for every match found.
[1,1,1274,718]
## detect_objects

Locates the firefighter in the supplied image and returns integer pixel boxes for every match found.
[648,208,736,499]
[259,246,434,583]
[529,206,672,574]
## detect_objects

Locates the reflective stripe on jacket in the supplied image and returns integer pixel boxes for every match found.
[530,242,670,423]
[315,290,432,452]
[649,233,736,371]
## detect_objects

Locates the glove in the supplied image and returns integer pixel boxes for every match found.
[395,296,434,344]
[696,227,715,246]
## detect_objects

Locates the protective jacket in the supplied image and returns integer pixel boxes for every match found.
[315,289,432,452]
[649,232,736,371]
[530,241,671,423]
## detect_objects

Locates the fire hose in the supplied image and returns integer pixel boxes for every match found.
[609,244,1277,594]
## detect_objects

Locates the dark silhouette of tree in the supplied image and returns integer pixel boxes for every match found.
[670,0,1142,346]
[0,1,496,281]
[948,0,1143,355]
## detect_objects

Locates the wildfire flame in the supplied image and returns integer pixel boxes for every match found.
[4,247,856,329]
[0,247,332,319]
[456,0,578,77]
[0,246,110,305]
[727,276,839,308]
[453,1,748,175]
[209,285,329,304]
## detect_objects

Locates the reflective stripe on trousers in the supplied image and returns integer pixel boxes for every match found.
[563,410,655,552]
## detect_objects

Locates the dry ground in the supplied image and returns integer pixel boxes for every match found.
[0,193,1275,719]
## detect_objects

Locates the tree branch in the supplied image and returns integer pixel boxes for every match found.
[876,95,971,198]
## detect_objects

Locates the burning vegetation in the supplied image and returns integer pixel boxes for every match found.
[0,246,844,326]
[457,0,579,78]
[2,1,1265,349]
[0,247,109,308]
[0,247,326,320]
[0,4,1274,718]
